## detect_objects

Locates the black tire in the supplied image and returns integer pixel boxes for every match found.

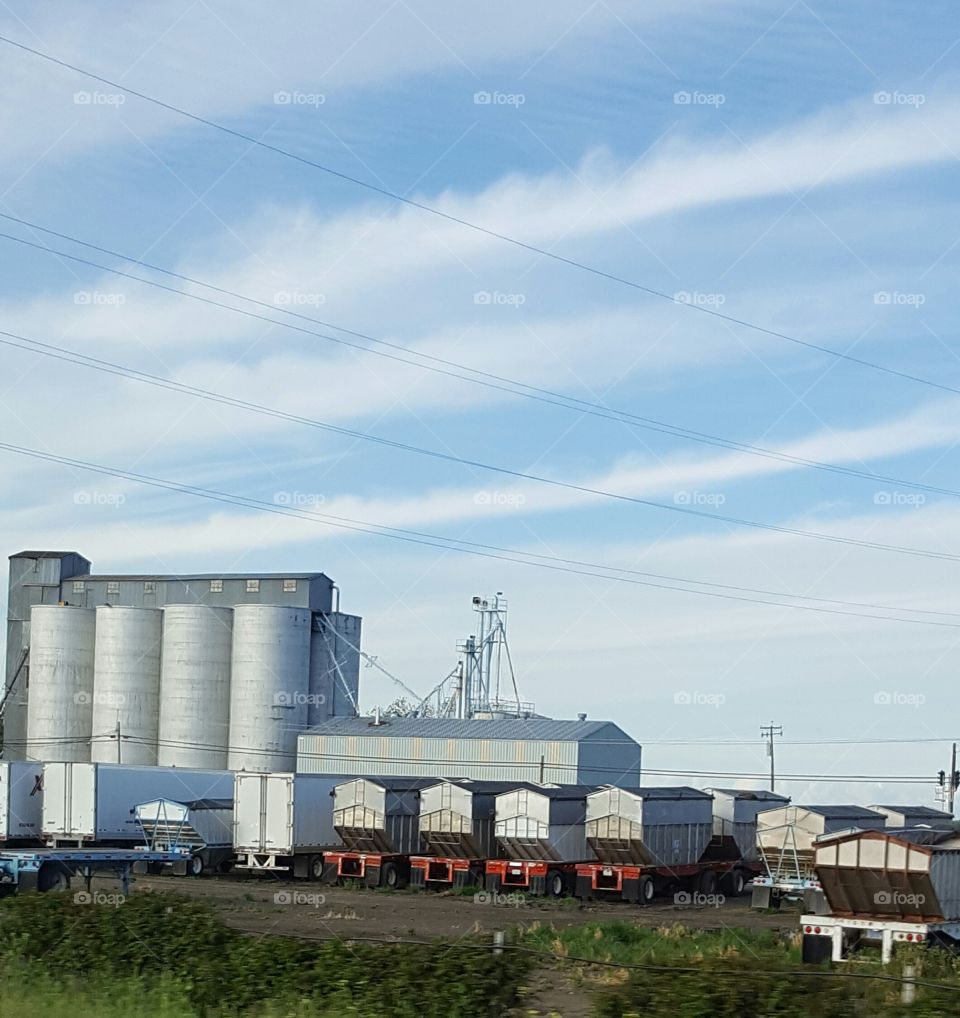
[546,869,565,898]
[308,855,324,881]
[187,853,205,878]
[382,861,400,889]
[722,869,746,897]
[695,869,718,896]
[638,875,655,905]
[37,864,70,893]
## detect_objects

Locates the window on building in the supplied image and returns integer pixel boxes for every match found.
[143,581,155,594]
[209,579,223,593]
[282,579,297,593]
[72,580,85,594]
[246,579,260,593]
[106,581,120,596]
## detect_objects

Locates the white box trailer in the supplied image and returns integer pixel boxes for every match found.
[233,772,343,878]
[0,762,44,844]
[42,763,233,845]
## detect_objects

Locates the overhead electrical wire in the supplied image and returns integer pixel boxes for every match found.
[0,440,958,627]
[9,733,943,785]
[5,325,960,570]
[2,215,960,504]
[1,33,958,398]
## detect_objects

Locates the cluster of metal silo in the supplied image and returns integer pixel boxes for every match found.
[24,603,340,770]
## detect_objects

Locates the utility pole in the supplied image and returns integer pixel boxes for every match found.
[940,743,959,815]
[115,716,121,765]
[761,723,783,792]
[952,743,958,816]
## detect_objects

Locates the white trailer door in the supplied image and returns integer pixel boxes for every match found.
[42,763,96,839]
[263,775,295,854]
[70,764,97,838]
[235,773,294,854]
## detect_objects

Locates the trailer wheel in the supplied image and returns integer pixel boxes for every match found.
[187,854,205,878]
[695,869,718,896]
[37,864,70,893]
[308,855,324,881]
[638,875,655,904]
[546,869,565,898]
[382,861,407,890]
[722,870,746,897]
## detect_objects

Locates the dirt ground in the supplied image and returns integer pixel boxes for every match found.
[126,872,794,942]
[111,873,798,1017]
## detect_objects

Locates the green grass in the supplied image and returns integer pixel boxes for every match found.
[0,891,532,1018]
[519,921,960,1017]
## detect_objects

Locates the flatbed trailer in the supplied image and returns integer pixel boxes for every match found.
[800,913,958,964]
[483,856,759,901]
[0,846,191,895]
[574,858,760,903]
[409,854,483,889]
[321,848,411,888]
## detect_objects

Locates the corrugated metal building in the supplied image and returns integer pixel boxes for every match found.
[297,716,641,784]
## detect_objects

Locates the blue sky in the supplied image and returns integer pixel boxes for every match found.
[2,0,960,804]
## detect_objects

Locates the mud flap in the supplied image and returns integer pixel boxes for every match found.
[575,874,592,901]
[751,884,774,909]
[802,933,832,965]
[622,878,640,904]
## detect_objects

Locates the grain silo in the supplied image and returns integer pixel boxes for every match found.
[228,605,311,772]
[25,605,96,762]
[90,606,162,765]
[307,612,361,723]
[157,605,232,769]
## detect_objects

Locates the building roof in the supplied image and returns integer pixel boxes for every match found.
[872,805,954,819]
[707,788,790,802]
[10,550,87,559]
[622,786,713,800]
[303,716,635,743]
[65,572,330,582]
[800,805,886,819]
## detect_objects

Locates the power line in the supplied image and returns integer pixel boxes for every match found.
[2,216,960,506]
[6,324,960,571]
[2,440,959,627]
[8,732,943,784]
[1,34,958,398]
[644,735,960,746]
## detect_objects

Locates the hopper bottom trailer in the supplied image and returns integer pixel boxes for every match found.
[800,827,960,964]
[321,778,431,889]
[486,786,761,903]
